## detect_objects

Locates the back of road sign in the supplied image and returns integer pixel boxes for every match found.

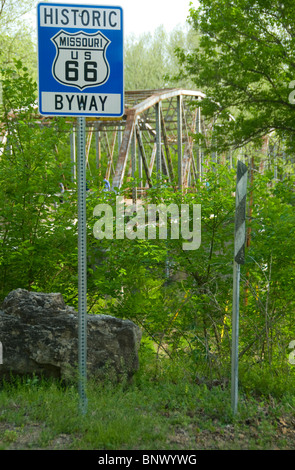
[37,2,124,117]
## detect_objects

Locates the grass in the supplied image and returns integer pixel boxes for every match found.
[1,347,295,450]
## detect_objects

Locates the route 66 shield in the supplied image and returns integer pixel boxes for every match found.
[51,30,110,90]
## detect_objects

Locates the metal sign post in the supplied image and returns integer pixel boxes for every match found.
[231,160,248,415]
[77,117,87,415]
[37,2,124,415]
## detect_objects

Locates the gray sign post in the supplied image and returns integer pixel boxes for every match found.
[77,117,87,415]
[231,160,248,415]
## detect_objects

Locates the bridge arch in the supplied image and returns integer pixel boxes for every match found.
[80,88,208,193]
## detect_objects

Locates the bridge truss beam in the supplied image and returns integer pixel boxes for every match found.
[80,88,206,192]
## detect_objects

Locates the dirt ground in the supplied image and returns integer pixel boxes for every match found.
[1,412,295,450]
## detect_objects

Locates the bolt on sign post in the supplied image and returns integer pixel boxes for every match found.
[37,2,124,414]
[231,160,248,415]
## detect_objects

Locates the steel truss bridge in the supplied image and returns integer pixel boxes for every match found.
[71,88,210,194]
[1,87,235,194]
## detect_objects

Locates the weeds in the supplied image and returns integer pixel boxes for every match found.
[0,349,295,450]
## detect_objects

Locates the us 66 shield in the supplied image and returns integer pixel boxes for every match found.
[51,30,110,90]
[37,3,124,118]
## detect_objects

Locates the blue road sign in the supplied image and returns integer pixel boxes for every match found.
[37,3,124,117]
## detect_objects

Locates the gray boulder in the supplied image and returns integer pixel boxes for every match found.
[0,289,141,382]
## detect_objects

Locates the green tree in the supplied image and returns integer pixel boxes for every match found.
[0,61,75,299]
[177,0,295,152]
[0,0,37,79]
[124,25,199,90]
[0,29,37,80]
[0,0,36,27]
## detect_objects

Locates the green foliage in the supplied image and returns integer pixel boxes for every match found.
[124,25,199,90]
[83,159,294,382]
[0,28,38,81]
[177,0,295,152]
[240,363,295,399]
[234,156,295,370]
[0,0,37,79]
[0,61,76,298]
[0,0,35,29]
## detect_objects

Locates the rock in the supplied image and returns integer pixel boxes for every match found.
[0,289,141,382]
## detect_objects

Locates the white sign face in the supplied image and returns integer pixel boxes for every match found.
[37,3,124,117]
[51,30,110,90]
